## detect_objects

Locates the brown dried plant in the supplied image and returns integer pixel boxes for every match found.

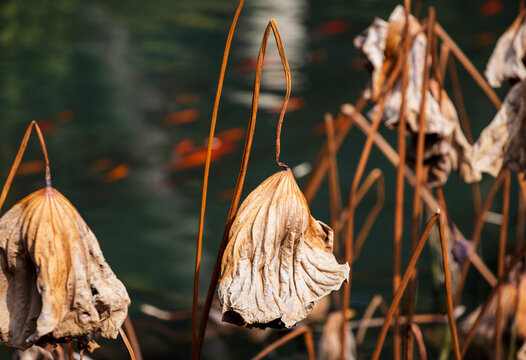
[219,169,349,328]
[0,122,130,353]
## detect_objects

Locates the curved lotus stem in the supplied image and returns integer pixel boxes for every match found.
[191,1,245,356]
[0,121,51,214]
[195,18,292,359]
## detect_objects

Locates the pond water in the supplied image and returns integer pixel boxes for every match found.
[0,0,520,358]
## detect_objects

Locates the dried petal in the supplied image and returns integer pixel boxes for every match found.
[0,188,130,350]
[472,79,526,176]
[485,11,526,87]
[218,170,349,328]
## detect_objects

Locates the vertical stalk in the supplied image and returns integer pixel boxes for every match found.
[406,8,435,358]
[496,169,511,360]
[437,209,462,360]
[454,171,507,306]
[393,1,411,357]
[339,28,407,359]
[195,19,291,359]
[119,328,137,360]
[372,212,440,360]
[325,113,343,255]
[191,1,244,356]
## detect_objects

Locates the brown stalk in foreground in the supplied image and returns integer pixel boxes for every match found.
[119,328,137,360]
[123,316,143,360]
[447,56,482,220]
[434,22,502,110]
[406,8,435,357]
[371,210,461,360]
[251,326,315,360]
[342,104,497,287]
[496,169,511,360]
[325,113,343,254]
[339,25,408,358]
[191,0,244,357]
[303,96,368,205]
[195,18,291,359]
[393,1,412,357]
[454,170,508,307]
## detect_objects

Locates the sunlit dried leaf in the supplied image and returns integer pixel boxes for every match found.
[319,311,356,360]
[485,10,526,87]
[218,170,349,328]
[472,79,526,176]
[355,6,480,186]
[0,188,130,350]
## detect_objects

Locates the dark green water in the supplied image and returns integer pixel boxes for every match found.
[0,0,520,358]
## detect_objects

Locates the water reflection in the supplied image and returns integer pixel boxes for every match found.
[229,0,309,108]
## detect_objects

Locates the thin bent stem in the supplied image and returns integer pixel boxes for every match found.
[406,8,435,354]
[124,316,143,360]
[325,113,343,254]
[371,212,440,360]
[353,169,384,260]
[454,171,508,307]
[461,243,526,357]
[252,326,314,360]
[340,35,406,359]
[434,22,502,109]
[0,121,51,215]
[394,1,411,357]
[191,0,244,355]
[411,324,427,360]
[496,169,511,360]
[303,96,368,204]
[437,208,462,360]
[119,327,137,360]
[195,19,292,359]
[356,294,388,344]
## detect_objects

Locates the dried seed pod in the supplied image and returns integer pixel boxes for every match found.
[472,79,526,176]
[485,10,526,88]
[218,169,349,328]
[0,187,130,350]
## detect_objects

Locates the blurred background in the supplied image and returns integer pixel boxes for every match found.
[0,0,520,358]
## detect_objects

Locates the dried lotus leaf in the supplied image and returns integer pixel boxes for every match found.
[485,11,526,88]
[405,80,481,186]
[472,79,526,177]
[0,188,130,350]
[218,170,349,328]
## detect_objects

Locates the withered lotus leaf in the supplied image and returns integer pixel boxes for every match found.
[355,6,480,186]
[218,169,349,328]
[472,79,526,176]
[485,10,526,88]
[0,187,130,350]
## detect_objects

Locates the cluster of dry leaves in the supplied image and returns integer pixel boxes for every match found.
[355,6,526,187]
